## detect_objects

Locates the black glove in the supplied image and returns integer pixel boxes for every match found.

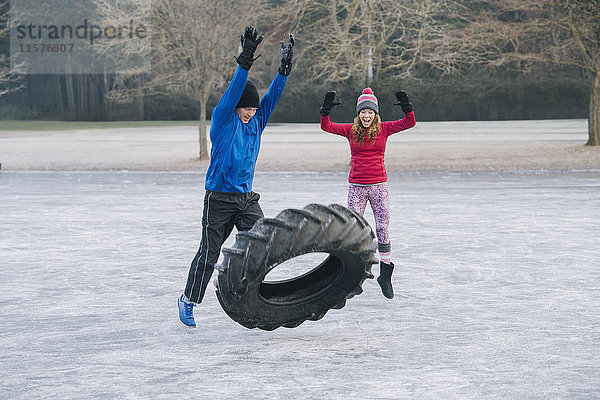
[394,90,414,113]
[278,34,295,76]
[320,91,342,117]
[236,26,264,70]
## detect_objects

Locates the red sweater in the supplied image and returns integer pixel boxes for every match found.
[320,111,416,184]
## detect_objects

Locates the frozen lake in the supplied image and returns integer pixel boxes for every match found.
[1,170,599,399]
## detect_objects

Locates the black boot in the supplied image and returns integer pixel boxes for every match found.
[377,261,394,299]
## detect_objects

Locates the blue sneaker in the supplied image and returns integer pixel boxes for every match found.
[178,295,196,328]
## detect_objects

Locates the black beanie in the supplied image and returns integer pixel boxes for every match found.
[236,80,259,109]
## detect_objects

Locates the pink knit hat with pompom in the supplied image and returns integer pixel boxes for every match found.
[356,87,379,114]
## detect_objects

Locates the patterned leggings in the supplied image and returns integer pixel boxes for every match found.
[347,183,391,260]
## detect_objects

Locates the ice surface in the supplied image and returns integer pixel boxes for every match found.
[1,170,599,399]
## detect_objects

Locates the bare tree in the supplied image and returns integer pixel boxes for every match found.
[474,0,600,145]
[280,0,488,87]
[96,0,265,159]
[0,0,25,97]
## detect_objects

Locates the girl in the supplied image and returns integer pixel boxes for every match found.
[319,88,416,299]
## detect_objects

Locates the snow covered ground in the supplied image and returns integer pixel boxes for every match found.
[1,170,599,399]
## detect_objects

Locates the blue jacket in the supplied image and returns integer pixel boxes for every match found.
[205,66,287,193]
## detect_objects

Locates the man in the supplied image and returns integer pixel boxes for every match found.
[178,26,294,327]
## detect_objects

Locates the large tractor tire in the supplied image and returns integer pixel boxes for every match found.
[215,203,378,331]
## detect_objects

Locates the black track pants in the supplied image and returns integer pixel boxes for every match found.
[184,190,264,304]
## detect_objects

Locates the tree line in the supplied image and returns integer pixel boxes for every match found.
[1,0,598,155]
